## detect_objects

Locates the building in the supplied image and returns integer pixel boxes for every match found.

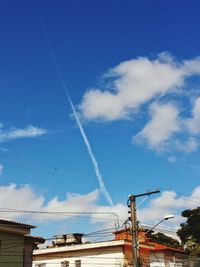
[0,218,44,267]
[33,229,187,267]
[33,234,129,267]
[149,243,187,267]
[115,228,187,266]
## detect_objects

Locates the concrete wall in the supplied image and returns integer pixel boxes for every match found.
[33,245,125,267]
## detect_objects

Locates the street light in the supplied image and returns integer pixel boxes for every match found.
[138,214,175,242]
[136,215,174,266]
[164,214,174,220]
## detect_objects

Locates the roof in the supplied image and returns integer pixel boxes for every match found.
[151,242,185,253]
[114,227,152,235]
[33,239,127,255]
[0,218,36,229]
[25,235,45,244]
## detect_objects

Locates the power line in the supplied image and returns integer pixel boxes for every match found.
[84,227,117,236]
[0,208,121,222]
[0,152,95,181]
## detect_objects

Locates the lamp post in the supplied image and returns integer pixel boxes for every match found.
[138,215,174,242]
[137,215,174,265]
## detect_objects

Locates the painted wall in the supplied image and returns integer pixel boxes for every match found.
[0,231,24,267]
[33,245,125,267]
[24,239,35,267]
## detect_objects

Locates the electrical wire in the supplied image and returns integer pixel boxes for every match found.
[84,227,117,236]
[0,152,95,181]
[0,263,123,266]
[0,208,120,222]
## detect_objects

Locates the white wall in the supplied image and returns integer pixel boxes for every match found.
[33,248,125,267]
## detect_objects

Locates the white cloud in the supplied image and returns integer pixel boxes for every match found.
[79,53,200,155]
[138,186,200,227]
[0,183,199,231]
[0,184,97,221]
[79,54,200,121]
[186,97,200,134]
[0,184,127,225]
[175,137,199,153]
[133,102,180,150]
[0,184,45,216]
[133,101,200,153]
[0,125,47,143]
[167,156,177,163]
[0,164,3,175]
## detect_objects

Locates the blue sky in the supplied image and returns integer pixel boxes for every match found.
[1,0,200,238]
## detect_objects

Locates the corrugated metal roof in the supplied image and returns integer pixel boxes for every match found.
[0,218,35,228]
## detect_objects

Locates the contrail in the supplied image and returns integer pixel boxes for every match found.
[40,19,113,206]
[66,93,113,206]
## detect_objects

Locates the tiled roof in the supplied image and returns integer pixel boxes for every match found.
[152,242,184,253]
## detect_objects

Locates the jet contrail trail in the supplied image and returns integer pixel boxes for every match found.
[40,19,113,206]
[66,93,113,206]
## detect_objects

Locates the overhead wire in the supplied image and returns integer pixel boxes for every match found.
[0,151,150,187]
[0,262,123,266]
[1,152,200,203]
[0,152,95,181]
[0,208,121,223]
[84,227,117,236]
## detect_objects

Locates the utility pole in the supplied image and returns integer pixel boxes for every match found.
[128,190,160,267]
[129,194,138,267]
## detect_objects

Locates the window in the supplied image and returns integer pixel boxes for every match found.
[35,264,46,267]
[61,261,69,267]
[75,260,81,267]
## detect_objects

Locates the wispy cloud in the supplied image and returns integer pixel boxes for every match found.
[0,164,3,175]
[175,137,199,153]
[167,156,177,163]
[186,97,200,134]
[0,125,47,143]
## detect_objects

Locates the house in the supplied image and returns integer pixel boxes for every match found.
[149,243,187,267]
[33,229,187,267]
[33,235,129,267]
[115,228,187,266]
[0,218,44,267]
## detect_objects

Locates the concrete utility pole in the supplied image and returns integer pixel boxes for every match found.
[128,190,160,267]
[129,195,138,267]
